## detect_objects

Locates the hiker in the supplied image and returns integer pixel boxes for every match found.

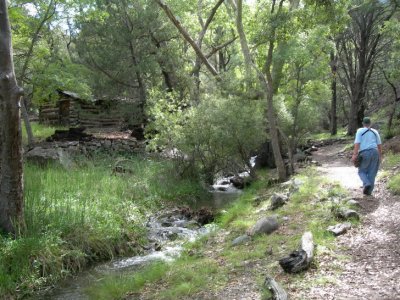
[351,117,382,195]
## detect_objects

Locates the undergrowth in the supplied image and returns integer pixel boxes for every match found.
[88,167,354,299]
[0,154,206,298]
[381,152,400,195]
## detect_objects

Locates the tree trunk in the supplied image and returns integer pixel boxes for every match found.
[128,41,147,123]
[266,85,287,180]
[347,98,360,135]
[21,98,34,147]
[382,69,398,135]
[0,0,25,235]
[330,50,337,136]
[17,0,56,148]
[233,0,287,181]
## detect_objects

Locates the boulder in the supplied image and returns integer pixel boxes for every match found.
[281,178,304,194]
[249,215,279,236]
[25,147,73,168]
[195,207,215,225]
[231,235,251,246]
[337,208,360,220]
[230,176,244,189]
[270,193,289,210]
[293,151,307,162]
[217,186,228,192]
[254,141,276,169]
[327,222,352,236]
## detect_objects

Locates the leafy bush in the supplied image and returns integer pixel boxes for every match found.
[147,91,266,183]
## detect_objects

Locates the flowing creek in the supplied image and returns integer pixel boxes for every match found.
[34,178,243,300]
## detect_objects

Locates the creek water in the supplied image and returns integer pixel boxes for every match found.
[34,180,242,300]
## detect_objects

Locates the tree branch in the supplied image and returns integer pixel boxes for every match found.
[206,36,238,58]
[87,52,139,89]
[155,0,219,77]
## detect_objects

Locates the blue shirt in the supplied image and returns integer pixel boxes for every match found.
[354,127,381,152]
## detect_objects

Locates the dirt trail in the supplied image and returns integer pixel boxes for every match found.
[305,142,400,300]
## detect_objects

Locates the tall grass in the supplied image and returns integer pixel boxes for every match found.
[22,122,67,145]
[0,154,207,297]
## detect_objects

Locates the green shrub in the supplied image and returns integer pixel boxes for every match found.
[147,91,266,183]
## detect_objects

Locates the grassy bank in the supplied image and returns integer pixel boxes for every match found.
[381,151,400,195]
[22,122,67,145]
[0,154,207,298]
[87,167,359,299]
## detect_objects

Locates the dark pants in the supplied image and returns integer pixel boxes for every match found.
[358,148,380,193]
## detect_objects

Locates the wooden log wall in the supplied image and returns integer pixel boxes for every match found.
[39,99,139,129]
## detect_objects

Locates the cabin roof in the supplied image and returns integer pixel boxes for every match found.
[57,90,81,100]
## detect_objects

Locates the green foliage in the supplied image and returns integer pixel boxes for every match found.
[388,174,400,195]
[21,122,67,145]
[0,153,206,297]
[88,255,223,300]
[31,60,93,104]
[9,2,93,105]
[382,152,400,169]
[277,27,331,141]
[147,92,266,183]
[310,128,348,140]
[86,262,170,300]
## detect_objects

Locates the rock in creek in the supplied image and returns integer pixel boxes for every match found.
[327,222,352,236]
[229,176,252,189]
[248,215,279,236]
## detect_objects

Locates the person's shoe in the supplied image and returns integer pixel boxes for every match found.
[363,185,372,195]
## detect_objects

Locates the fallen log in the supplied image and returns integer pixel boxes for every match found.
[279,231,314,273]
[263,276,288,300]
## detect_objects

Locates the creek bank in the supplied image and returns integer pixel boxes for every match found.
[36,187,240,299]
[36,207,216,299]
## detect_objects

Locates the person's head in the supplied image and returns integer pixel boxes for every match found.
[362,117,371,127]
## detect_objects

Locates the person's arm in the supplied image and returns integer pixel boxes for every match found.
[352,143,360,162]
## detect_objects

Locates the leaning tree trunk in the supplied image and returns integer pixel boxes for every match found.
[0,0,25,235]
[234,0,287,181]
